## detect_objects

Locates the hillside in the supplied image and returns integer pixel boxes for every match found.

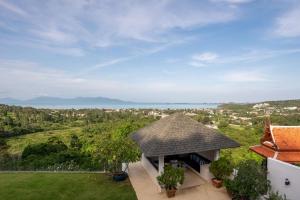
[219,99,300,110]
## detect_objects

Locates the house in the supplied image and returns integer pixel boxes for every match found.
[250,118,300,163]
[250,118,300,200]
[131,113,239,189]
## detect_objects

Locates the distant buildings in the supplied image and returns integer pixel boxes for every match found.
[253,103,270,109]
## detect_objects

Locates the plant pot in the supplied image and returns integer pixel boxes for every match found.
[211,178,223,188]
[112,172,128,182]
[166,188,177,198]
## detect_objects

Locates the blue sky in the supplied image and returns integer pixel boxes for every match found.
[0,0,300,103]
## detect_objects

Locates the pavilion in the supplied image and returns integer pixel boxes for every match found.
[131,113,239,189]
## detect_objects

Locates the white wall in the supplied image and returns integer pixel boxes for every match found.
[268,158,300,200]
[199,164,214,181]
[141,154,161,191]
[197,150,219,181]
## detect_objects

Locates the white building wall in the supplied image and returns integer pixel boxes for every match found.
[268,158,300,200]
[197,150,219,181]
[158,156,164,175]
[199,164,214,181]
[141,154,161,191]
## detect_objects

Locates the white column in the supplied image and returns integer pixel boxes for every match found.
[158,156,164,175]
[214,150,220,161]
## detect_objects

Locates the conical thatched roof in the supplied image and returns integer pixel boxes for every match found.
[131,113,239,157]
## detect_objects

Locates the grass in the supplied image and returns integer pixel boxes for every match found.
[7,127,84,155]
[0,173,137,200]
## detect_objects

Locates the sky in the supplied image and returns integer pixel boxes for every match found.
[0,0,300,103]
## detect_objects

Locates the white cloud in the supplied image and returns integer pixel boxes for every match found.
[223,71,268,82]
[81,40,186,74]
[0,0,240,49]
[0,0,27,16]
[0,58,299,103]
[0,59,124,99]
[188,61,207,68]
[31,28,77,45]
[193,52,218,62]
[188,48,300,67]
[210,0,253,4]
[189,52,218,67]
[274,5,300,37]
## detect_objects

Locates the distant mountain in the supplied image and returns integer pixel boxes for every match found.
[0,96,135,106]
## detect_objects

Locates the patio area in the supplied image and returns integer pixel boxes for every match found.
[128,162,231,200]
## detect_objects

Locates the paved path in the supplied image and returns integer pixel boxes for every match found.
[128,162,231,200]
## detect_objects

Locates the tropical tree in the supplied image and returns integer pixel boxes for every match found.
[224,160,270,200]
[97,137,140,173]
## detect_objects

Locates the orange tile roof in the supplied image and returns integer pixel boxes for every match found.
[250,145,275,158]
[250,125,300,163]
[277,152,300,163]
[250,145,300,163]
[271,126,300,151]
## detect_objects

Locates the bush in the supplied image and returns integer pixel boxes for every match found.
[18,137,100,171]
[157,165,184,190]
[265,191,287,200]
[70,134,82,150]
[0,137,8,149]
[224,160,270,200]
[22,137,67,159]
[209,156,233,180]
[218,120,229,129]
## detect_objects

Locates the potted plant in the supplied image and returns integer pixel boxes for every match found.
[157,165,184,198]
[209,156,233,188]
[98,137,140,181]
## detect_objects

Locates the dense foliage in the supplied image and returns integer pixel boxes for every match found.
[224,160,270,200]
[0,104,156,171]
[265,191,287,200]
[1,99,299,171]
[209,156,233,180]
[0,136,99,171]
[0,104,155,138]
[97,137,140,173]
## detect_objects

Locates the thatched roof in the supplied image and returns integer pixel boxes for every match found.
[131,113,240,157]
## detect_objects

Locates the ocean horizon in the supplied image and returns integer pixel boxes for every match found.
[13,103,220,110]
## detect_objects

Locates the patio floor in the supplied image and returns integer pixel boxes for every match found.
[128,162,231,200]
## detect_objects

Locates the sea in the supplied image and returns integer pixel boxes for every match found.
[29,103,220,110]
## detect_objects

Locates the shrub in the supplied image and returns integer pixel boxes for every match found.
[224,160,270,200]
[0,137,8,149]
[209,156,233,180]
[70,134,82,150]
[22,137,67,159]
[265,191,287,200]
[218,120,229,129]
[157,165,184,190]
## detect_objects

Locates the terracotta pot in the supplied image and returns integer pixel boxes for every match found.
[211,178,223,188]
[166,188,177,198]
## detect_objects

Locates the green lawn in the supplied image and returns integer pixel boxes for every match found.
[0,173,137,200]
